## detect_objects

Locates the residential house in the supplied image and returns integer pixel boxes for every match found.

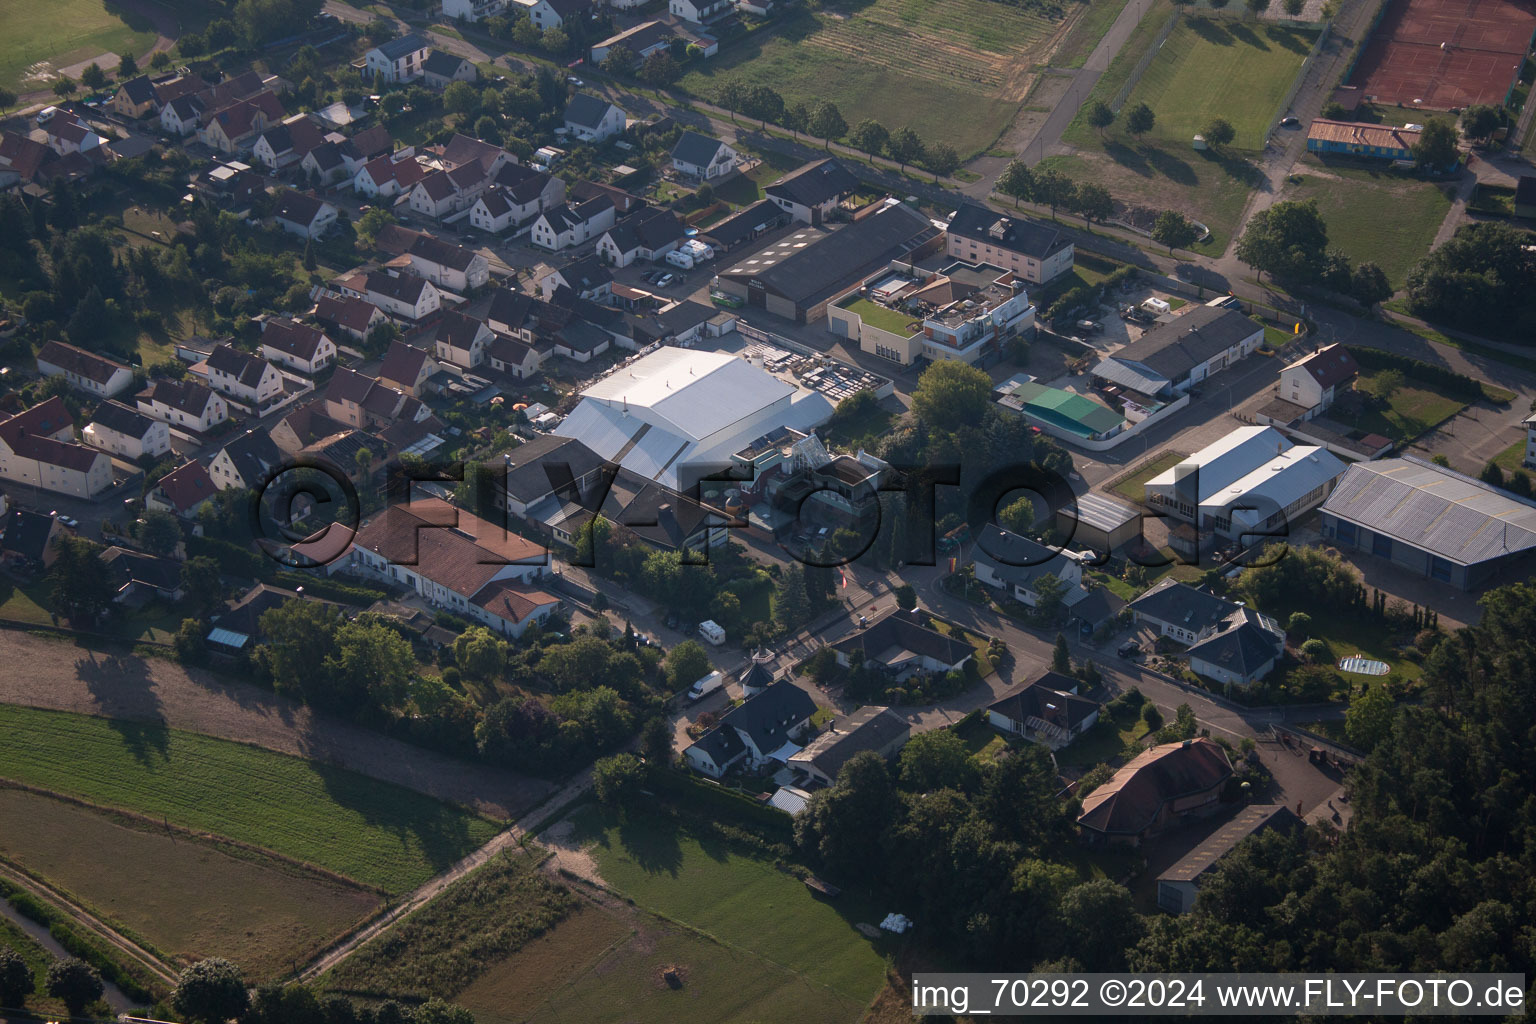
[443,0,507,21]
[198,92,286,154]
[0,132,54,188]
[408,163,489,219]
[361,271,442,321]
[364,34,431,84]
[46,114,108,156]
[787,706,909,786]
[406,234,490,292]
[0,397,114,497]
[250,115,328,171]
[487,334,543,379]
[537,253,613,301]
[314,293,388,342]
[467,165,565,233]
[138,379,229,433]
[589,21,674,64]
[622,300,717,349]
[595,207,686,267]
[421,50,478,89]
[1157,805,1302,913]
[684,679,817,777]
[0,508,66,571]
[145,459,217,519]
[1077,738,1233,845]
[468,189,521,234]
[430,310,494,368]
[971,523,1085,607]
[83,401,171,460]
[1306,119,1420,162]
[148,72,207,109]
[377,342,440,396]
[201,345,284,407]
[1278,343,1358,419]
[259,318,337,375]
[670,0,731,21]
[323,367,439,432]
[1092,306,1265,399]
[670,131,738,180]
[1129,579,1241,645]
[569,179,644,216]
[273,191,338,239]
[761,158,860,225]
[110,75,159,119]
[1185,606,1286,688]
[946,202,1075,285]
[513,0,594,31]
[208,429,285,491]
[101,547,185,605]
[828,609,972,683]
[986,672,1100,750]
[160,95,205,137]
[562,93,626,143]
[353,152,426,198]
[435,132,513,176]
[299,140,352,187]
[500,434,609,521]
[531,196,616,251]
[35,341,133,398]
[330,498,556,637]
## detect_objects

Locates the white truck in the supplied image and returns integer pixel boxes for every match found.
[687,670,725,701]
[698,619,725,646]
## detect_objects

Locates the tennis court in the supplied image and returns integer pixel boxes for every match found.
[1349,0,1536,109]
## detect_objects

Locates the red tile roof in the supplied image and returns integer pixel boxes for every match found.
[154,460,216,513]
[471,578,559,624]
[1077,739,1232,837]
[350,498,548,598]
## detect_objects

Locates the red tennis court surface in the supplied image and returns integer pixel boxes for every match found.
[1349,0,1536,109]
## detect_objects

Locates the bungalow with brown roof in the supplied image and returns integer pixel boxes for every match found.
[986,670,1100,750]
[828,609,972,683]
[1077,738,1233,845]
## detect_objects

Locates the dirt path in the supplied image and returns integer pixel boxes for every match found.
[0,630,552,819]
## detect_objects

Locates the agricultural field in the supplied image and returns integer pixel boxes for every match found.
[1280,160,1452,288]
[1,0,158,93]
[568,807,890,1004]
[679,0,1076,156]
[0,788,382,979]
[1120,18,1317,150]
[0,706,502,894]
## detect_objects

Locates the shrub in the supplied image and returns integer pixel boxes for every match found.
[1300,638,1331,663]
[1287,611,1311,636]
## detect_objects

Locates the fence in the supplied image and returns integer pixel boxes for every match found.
[1110,11,1181,112]
[1263,20,1335,145]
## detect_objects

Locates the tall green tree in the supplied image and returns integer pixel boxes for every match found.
[45,958,102,1016]
[1031,166,1075,218]
[898,729,978,793]
[887,126,924,171]
[0,948,34,1009]
[998,159,1034,207]
[592,753,646,806]
[1412,118,1460,169]
[172,958,250,1024]
[664,639,712,692]
[849,118,889,160]
[809,101,847,147]
[774,563,811,628]
[910,360,991,434]
[743,84,784,128]
[926,141,960,182]
[48,538,114,624]
[1152,209,1200,255]
[1072,182,1113,228]
[1234,199,1330,281]
[1123,102,1155,139]
[1086,100,1115,135]
[1052,631,1072,673]
[1202,117,1235,149]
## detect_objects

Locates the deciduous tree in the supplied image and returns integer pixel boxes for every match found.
[172,958,250,1024]
[1202,117,1235,149]
[592,753,646,806]
[0,949,34,1009]
[911,360,992,434]
[925,141,960,181]
[1072,182,1113,227]
[809,101,846,147]
[1086,100,1114,135]
[45,958,102,1016]
[1123,102,1155,139]
[998,159,1034,207]
[1412,118,1460,169]
[887,126,923,171]
[849,118,889,160]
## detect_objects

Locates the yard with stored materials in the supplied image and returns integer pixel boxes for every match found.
[679,0,1076,156]
[1,0,156,92]
[1278,160,1453,288]
[0,788,382,979]
[0,705,502,894]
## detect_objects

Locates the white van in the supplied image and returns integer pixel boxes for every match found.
[698,619,725,646]
[36,106,57,125]
[688,670,725,701]
[665,249,694,270]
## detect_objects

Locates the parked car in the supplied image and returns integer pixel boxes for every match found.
[655,272,677,288]
[1117,640,1140,659]
[1279,116,1300,127]
[567,76,584,86]
[51,512,79,529]
[1076,319,1101,334]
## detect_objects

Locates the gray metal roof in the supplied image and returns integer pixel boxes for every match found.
[1158,804,1301,883]
[1061,491,1141,533]
[1099,306,1262,386]
[1321,456,1536,566]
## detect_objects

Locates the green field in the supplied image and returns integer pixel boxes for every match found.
[1280,162,1452,289]
[1341,373,1466,442]
[0,789,382,979]
[1108,449,1185,502]
[1122,18,1317,150]
[569,808,889,1004]
[0,706,502,894]
[1,0,158,92]
[678,0,1069,157]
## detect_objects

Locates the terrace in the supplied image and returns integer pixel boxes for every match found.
[836,296,920,336]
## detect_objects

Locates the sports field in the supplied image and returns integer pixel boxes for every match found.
[1281,160,1452,287]
[0,705,501,894]
[678,0,1072,156]
[1,0,157,92]
[1121,17,1317,149]
[0,789,382,979]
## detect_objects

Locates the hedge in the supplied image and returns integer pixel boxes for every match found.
[1351,347,1493,402]
[0,880,159,1003]
[186,536,388,606]
[650,769,796,841]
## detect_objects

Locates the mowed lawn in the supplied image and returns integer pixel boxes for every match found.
[1281,162,1452,288]
[1122,18,1317,150]
[0,705,501,894]
[678,0,1064,156]
[1341,373,1466,442]
[1,0,156,91]
[0,789,382,979]
[569,808,889,1004]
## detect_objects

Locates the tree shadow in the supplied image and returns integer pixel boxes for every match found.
[617,811,684,878]
[1266,25,1312,55]
[1228,22,1269,50]
[1187,16,1234,46]
[1104,140,1153,177]
[1200,149,1264,186]
[74,648,170,764]
[316,758,479,874]
[1145,147,1198,186]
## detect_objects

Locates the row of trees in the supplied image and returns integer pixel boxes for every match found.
[997,160,1115,229]
[162,956,474,1024]
[0,952,102,1016]
[714,83,962,180]
[1235,198,1395,306]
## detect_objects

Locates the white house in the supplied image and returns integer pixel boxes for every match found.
[986,672,1100,750]
[361,271,442,321]
[670,131,738,180]
[208,429,285,491]
[1185,606,1286,688]
[971,522,1086,608]
[138,379,229,433]
[251,115,327,171]
[1092,305,1264,398]
[828,610,972,683]
[595,207,686,267]
[314,293,388,342]
[300,141,353,187]
[273,191,338,240]
[430,310,493,368]
[201,345,284,407]
[376,341,440,396]
[421,50,478,89]
[442,0,507,21]
[408,163,487,219]
[46,115,108,156]
[669,0,731,22]
[0,397,114,498]
[683,680,816,777]
[1129,579,1240,646]
[353,152,426,198]
[160,95,204,137]
[83,401,172,460]
[363,34,431,84]
[259,317,337,375]
[1278,344,1359,419]
[35,341,134,399]
[765,158,860,226]
[467,166,564,233]
[145,459,217,519]
[513,0,593,31]
[530,196,615,251]
[562,93,626,143]
[406,234,490,292]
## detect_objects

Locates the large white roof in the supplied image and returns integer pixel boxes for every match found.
[1148,426,1291,503]
[579,347,794,443]
[1212,446,1347,527]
